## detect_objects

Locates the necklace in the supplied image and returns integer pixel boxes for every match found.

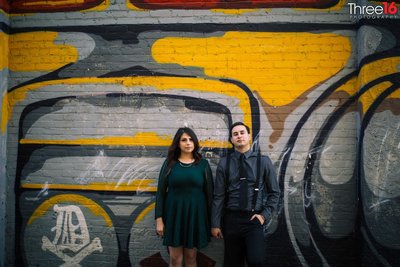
[179,162,192,168]
[179,159,194,168]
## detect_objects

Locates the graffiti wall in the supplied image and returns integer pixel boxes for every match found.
[0,6,9,267]
[0,0,399,266]
[356,21,400,267]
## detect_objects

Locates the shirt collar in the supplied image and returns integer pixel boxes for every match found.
[233,149,254,159]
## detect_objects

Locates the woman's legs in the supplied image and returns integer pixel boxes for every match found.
[168,246,197,267]
[168,247,183,267]
[184,248,197,267]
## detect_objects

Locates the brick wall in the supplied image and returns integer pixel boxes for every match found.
[0,0,399,266]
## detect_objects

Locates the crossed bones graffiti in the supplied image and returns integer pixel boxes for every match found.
[41,205,103,266]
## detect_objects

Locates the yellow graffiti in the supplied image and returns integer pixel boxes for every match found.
[357,56,400,113]
[389,88,400,99]
[211,8,264,14]
[22,181,157,192]
[151,32,351,107]
[201,139,232,148]
[1,96,8,133]
[0,32,9,71]
[27,194,113,227]
[2,76,252,134]
[9,32,78,72]
[20,134,231,148]
[134,203,155,224]
[337,77,357,96]
[358,57,400,89]
[359,81,394,114]
[20,133,172,146]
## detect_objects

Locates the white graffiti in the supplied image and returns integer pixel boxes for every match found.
[42,204,103,266]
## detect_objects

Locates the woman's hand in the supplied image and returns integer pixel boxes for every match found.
[156,217,164,237]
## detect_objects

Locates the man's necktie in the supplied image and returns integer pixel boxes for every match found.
[239,154,248,210]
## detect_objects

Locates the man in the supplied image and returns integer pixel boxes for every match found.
[211,122,280,267]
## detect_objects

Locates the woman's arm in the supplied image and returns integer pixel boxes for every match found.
[155,159,169,220]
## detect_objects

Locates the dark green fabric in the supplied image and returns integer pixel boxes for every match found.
[155,158,213,249]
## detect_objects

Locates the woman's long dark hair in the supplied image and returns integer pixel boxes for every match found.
[167,127,202,167]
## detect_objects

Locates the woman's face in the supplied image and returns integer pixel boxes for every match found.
[179,132,195,154]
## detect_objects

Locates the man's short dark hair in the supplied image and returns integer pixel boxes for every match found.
[229,122,250,137]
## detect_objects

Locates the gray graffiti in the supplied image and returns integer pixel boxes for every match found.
[41,205,103,266]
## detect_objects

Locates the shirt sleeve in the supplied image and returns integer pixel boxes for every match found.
[203,159,214,231]
[211,157,226,228]
[204,160,214,211]
[155,159,169,220]
[260,156,280,221]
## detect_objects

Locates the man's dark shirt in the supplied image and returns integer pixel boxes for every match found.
[211,149,280,228]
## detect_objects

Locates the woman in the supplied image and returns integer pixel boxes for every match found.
[155,127,214,267]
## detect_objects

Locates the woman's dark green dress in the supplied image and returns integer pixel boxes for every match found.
[155,158,213,249]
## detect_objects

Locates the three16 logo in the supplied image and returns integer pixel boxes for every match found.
[348,2,399,17]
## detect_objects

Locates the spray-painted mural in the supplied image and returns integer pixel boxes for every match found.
[1,0,399,266]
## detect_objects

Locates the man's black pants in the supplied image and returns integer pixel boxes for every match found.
[222,210,266,267]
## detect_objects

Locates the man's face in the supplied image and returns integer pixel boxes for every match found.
[230,125,251,149]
